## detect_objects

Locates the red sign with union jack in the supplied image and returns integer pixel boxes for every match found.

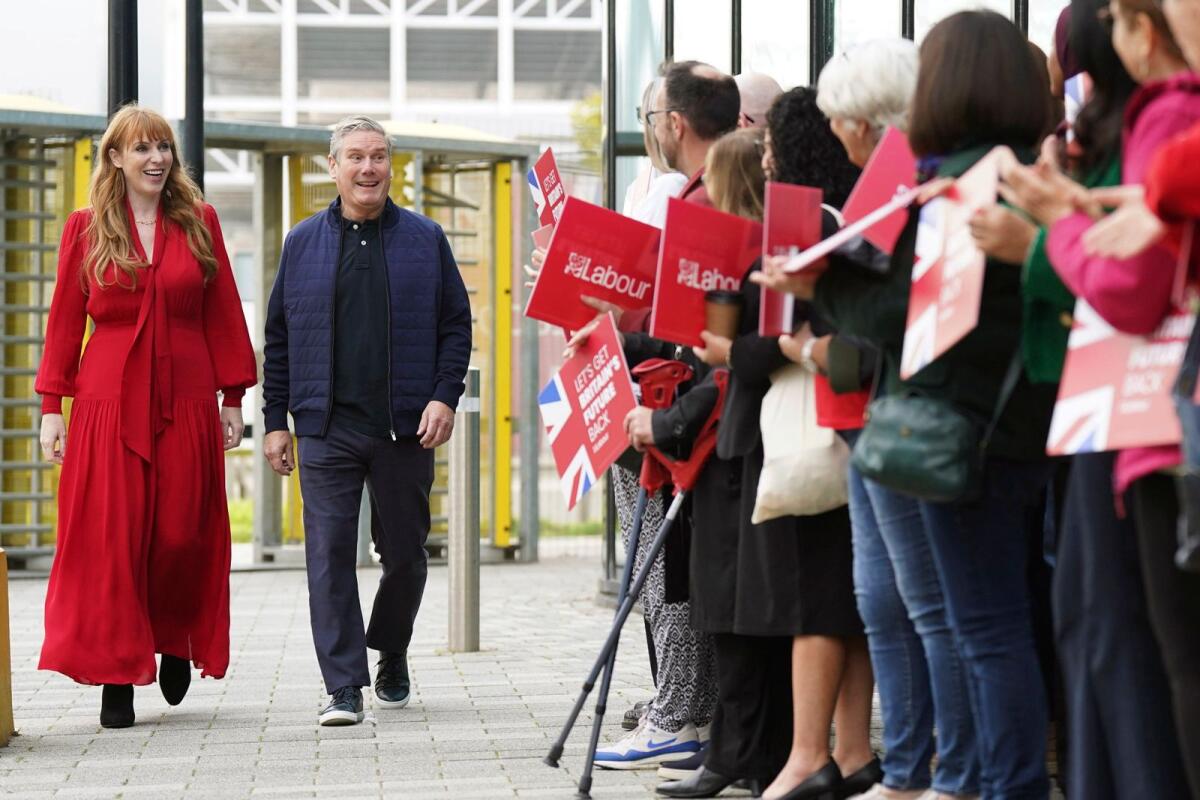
[841,127,917,255]
[537,314,638,509]
[528,148,567,227]
[899,154,997,379]
[1047,298,1192,455]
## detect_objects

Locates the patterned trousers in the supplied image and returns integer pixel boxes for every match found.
[612,465,718,733]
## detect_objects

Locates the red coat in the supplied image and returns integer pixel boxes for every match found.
[35,203,256,685]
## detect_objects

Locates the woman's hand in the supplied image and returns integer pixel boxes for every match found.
[40,413,66,465]
[969,205,1037,264]
[1081,199,1166,258]
[563,296,626,358]
[220,406,244,451]
[778,325,829,373]
[693,330,732,367]
[750,254,823,299]
[998,139,1096,227]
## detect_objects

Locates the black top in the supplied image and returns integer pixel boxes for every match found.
[331,214,392,438]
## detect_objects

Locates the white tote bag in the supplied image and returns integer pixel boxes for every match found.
[751,363,850,523]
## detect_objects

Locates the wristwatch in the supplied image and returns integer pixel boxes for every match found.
[799,336,820,374]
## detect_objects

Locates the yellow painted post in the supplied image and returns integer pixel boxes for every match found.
[492,162,514,549]
[0,547,14,747]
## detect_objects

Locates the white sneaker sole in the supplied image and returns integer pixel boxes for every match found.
[594,750,700,770]
[319,709,364,726]
[374,693,410,709]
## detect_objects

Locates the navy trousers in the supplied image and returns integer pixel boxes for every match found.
[1054,453,1189,800]
[297,423,435,692]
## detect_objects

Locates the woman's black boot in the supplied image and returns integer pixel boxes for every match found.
[159,654,192,706]
[100,684,135,728]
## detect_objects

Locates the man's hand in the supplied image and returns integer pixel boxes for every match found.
[693,330,732,367]
[220,407,245,451]
[969,205,1037,264]
[264,430,295,476]
[40,413,66,465]
[418,400,455,449]
[624,406,655,452]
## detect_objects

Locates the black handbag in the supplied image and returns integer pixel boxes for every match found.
[850,352,1024,503]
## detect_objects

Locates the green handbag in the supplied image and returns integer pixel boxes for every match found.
[850,353,1023,503]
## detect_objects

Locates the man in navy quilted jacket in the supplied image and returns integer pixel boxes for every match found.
[261,115,472,727]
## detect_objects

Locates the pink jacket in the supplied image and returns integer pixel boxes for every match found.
[1047,72,1200,501]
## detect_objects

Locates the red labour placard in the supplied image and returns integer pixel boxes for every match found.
[650,197,761,347]
[536,314,639,510]
[899,154,998,380]
[760,182,822,337]
[841,127,918,255]
[523,196,661,332]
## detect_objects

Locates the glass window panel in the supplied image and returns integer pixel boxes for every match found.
[835,0,903,51]
[406,29,499,100]
[515,30,602,100]
[742,0,809,87]
[616,0,665,134]
[915,0,1010,42]
[1030,1,1069,57]
[674,0,733,74]
[298,27,389,99]
[205,25,281,97]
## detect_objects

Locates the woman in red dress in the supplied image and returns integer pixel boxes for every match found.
[35,106,256,728]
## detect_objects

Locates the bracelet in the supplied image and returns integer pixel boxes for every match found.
[799,337,819,374]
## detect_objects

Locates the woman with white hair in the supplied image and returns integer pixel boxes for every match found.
[802,39,982,800]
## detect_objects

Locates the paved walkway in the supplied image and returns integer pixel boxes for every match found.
[4,556,705,799]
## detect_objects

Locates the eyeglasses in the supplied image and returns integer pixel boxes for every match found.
[636,107,679,125]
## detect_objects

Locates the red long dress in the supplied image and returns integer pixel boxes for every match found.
[35,203,257,685]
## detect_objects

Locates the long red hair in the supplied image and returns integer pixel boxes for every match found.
[83,105,216,289]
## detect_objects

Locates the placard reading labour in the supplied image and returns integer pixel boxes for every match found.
[650,197,761,347]
[537,314,639,509]
[524,196,661,332]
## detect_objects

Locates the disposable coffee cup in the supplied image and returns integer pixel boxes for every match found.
[704,290,742,340]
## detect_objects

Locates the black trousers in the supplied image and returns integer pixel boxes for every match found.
[1053,454,1189,799]
[705,632,792,784]
[297,424,434,692]
[1131,473,1200,799]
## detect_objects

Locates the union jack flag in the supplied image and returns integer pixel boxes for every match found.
[537,369,598,510]
[527,167,547,224]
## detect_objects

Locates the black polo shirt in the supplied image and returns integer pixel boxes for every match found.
[330,214,392,438]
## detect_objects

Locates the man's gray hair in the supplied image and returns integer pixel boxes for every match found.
[329,115,392,161]
[816,38,918,134]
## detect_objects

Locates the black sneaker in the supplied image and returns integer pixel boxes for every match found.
[374,651,411,709]
[319,686,364,726]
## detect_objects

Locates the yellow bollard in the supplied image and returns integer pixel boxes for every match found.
[0,547,12,746]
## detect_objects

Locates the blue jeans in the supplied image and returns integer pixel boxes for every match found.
[849,466,980,795]
[919,458,1051,800]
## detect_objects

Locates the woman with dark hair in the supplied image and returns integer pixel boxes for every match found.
[973,2,1190,798]
[769,12,1059,797]
[669,91,877,800]
[1001,1,1200,795]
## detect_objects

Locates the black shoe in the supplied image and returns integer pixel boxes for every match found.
[319,685,364,726]
[100,684,135,729]
[656,765,735,798]
[776,762,843,800]
[374,651,410,708]
[836,757,882,799]
[158,654,191,706]
[623,698,652,730]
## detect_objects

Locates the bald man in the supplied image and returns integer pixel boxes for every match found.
[734,72,783,129]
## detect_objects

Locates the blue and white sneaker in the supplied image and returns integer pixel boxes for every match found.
[594,720,701,769]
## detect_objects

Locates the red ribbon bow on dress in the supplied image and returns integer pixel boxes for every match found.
[120,202,174,463]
